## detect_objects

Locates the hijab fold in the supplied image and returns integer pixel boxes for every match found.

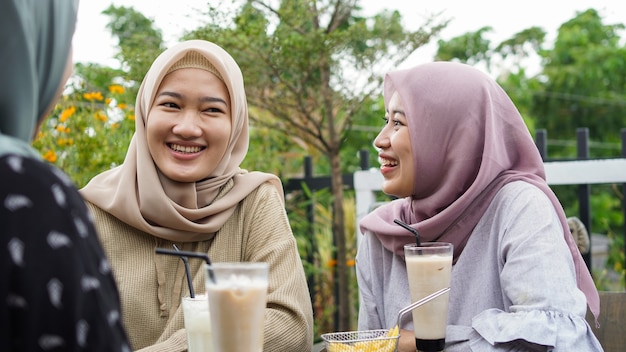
[359,62,599,322]
[80,40,282,242]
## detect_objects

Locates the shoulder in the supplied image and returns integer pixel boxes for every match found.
[0,155,91,229]
[240,180,284,209]
[489,181,555,215]
[0,154,75,190]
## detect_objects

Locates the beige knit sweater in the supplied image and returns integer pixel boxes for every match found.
[86,182,314,351]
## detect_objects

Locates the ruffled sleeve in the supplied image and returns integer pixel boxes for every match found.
[470,308,602,351]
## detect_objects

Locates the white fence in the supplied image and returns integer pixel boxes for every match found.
[354,158,626,246]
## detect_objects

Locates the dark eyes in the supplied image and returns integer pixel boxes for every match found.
[159,102,224,114]
[161,102,179,109]
[382,117,403,127]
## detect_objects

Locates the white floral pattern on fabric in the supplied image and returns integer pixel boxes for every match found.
[1,154,130,351]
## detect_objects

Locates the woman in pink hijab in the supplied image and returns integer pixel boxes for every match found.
[357,62,602,351]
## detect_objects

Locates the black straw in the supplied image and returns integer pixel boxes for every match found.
[172,244,195,298]
[155,247,217,288]
[394,219,421,246]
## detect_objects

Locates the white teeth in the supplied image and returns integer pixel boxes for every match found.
[378,157,398,167]
[170,144,202,153]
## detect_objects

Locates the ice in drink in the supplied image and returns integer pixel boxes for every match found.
[182,294,213,352]
[206,262,269,352]
[404,242,453,352]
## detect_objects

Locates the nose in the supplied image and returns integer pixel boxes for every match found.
[373,125,391,150]
[172,110,202,138]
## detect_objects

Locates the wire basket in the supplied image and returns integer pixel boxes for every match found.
[321,329,399,352]
[319,287,450,352]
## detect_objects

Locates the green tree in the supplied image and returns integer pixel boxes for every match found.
[533,8,626,155]
[436,26,493,67]
[102,5,165,85]
[185,0,448,330]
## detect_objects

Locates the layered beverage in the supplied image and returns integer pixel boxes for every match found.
[205,262,269,352]
[404,242,453,352]
[181,294,213,352]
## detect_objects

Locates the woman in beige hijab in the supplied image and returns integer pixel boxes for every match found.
[80,40,313,351]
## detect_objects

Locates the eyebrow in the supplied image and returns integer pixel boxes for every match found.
[157,91,228,106]
[389,109,406,116]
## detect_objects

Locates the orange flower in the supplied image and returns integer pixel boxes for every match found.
[42,150,57,163]
[55,125,66,132]
[117,103,127,110]
[105,98,112,105]
[59,106,76,122]
[127,113,135,121]
[83,91,104,101]
[327,259,356,267]
[94,111,107,122]
[108,84,125,94]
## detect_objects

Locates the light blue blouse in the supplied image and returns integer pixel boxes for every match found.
[356,181,603,351]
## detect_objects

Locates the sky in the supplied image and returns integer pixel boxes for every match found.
[73,0,625,70]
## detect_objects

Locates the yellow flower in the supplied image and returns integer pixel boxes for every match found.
[59,106,76,122]
[105,98,112,105]
[111,122,120,129]
[94,111,107,122]
[127,113,135,121]
[108,84,125,94]
[55,125,66,132]
[57,138,67,146]
[84,91,104,101]
[66,138,74,146]
[117,103,127,110]
[42,150,57,163]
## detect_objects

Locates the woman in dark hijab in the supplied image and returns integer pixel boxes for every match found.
[0,1,130,350]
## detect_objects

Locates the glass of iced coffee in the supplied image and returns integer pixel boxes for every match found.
[205,262,269,352]
[181,294,213,352]
[404,242,453,352]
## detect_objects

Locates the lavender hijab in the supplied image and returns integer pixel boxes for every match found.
[359,62,599,320]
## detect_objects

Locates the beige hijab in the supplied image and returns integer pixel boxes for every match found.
[80,40,282,242]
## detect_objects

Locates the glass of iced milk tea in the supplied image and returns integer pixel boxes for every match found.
[205,262,269,352]
[182,294,213,352]
[404,242,453,352]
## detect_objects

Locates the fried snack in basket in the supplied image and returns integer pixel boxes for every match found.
[326,325,399,352]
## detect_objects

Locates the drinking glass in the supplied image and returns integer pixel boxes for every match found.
[205,262,269,352]
[181,294,213,352]
[404,242,453,352]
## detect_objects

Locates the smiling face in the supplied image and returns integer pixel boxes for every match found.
[146,67,232,183]
[374,91,415,198]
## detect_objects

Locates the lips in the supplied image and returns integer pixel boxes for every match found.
[168,143,204,154]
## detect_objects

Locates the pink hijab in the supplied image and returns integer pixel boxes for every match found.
[80,40,282,242]
[359,61,599,320]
